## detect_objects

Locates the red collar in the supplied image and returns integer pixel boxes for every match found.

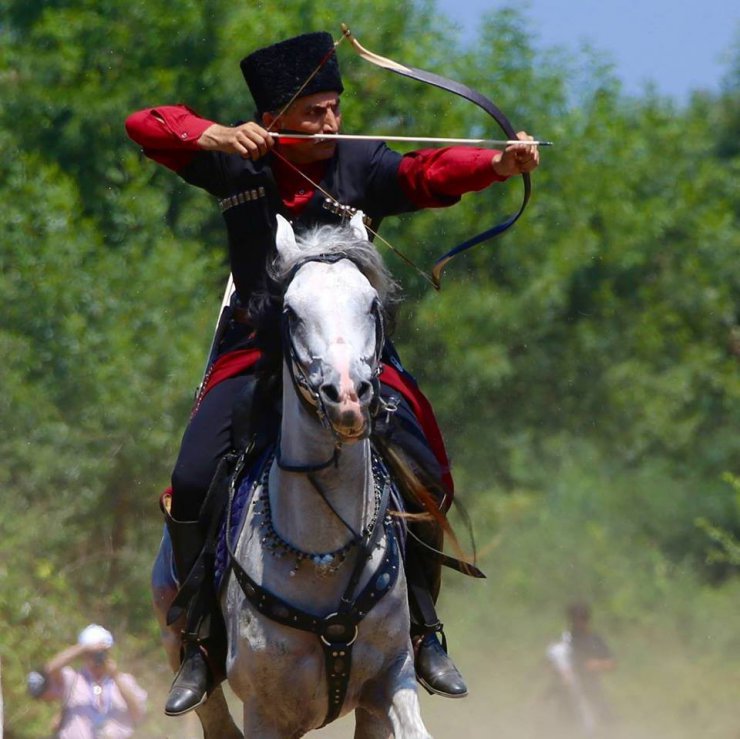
[271,155,328,216]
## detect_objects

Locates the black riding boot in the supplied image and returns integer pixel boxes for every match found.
[406,539,469,698]
[414,627,468,698]
[162,509,213,716]
[162,373,277,717]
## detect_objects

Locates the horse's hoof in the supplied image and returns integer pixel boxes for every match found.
[415,633,469,699]
[164,646,212,716]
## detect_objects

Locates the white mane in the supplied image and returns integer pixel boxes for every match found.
[269,214,401,308]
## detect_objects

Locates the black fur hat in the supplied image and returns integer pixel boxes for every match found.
[240,32,344,115]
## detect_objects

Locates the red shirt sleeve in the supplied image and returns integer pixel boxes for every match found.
[397,147,508,208]
[124,105,215,171]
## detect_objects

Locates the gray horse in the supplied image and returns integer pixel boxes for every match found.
[154,213,431,738]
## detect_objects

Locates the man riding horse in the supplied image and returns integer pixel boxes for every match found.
[126,30,539,717]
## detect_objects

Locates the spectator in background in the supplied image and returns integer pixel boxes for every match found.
[28,624,147,738]
[545,602,616,736]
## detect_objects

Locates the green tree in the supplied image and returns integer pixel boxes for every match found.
[1,3,738,735]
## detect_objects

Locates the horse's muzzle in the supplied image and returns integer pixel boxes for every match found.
[319,381,373,441]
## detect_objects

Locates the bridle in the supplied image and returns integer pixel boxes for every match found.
[279,253,386,452]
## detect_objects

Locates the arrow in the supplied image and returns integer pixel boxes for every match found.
[270,132,552,147]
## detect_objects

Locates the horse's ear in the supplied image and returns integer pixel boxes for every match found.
[275,214,298,265]
[349,210,369,241]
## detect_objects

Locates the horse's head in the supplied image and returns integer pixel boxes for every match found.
[273,214,396,442]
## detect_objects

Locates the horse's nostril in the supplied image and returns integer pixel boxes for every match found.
[320,384,341,404]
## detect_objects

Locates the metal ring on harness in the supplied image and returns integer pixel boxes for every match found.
[319,613,359,647]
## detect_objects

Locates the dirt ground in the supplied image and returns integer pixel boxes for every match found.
[153,651,600,739]
[139,619,740,738]
[155,675,508,739]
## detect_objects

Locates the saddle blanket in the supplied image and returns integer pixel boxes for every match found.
[213,447,269,592]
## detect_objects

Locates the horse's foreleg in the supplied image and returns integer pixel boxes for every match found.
[241,698,309,739]
[195,684,243,739]
[386,687,432,739]
[358,652,432,739]
[354,706,392,739]
[354,693,431,739]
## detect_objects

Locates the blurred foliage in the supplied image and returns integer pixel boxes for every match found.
[696,473,740,570]
[0,1,738,736]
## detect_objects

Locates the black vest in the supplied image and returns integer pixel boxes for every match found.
[179,140,418,300]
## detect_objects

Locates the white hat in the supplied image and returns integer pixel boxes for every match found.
[77,624,114,649]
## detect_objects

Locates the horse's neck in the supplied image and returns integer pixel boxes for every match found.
[269,371,374,553]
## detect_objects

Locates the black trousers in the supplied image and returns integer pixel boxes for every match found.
[171,375,252,521]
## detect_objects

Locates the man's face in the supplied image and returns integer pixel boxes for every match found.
[262,91,342,164]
